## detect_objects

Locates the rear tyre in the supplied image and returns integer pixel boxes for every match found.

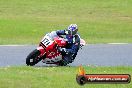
[26,49,42,66]
[57,60,67,66]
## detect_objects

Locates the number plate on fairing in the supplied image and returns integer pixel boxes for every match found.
[41,34,53,47]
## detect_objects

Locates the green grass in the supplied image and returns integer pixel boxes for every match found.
[0,0,132,44]
[0,66,131,88]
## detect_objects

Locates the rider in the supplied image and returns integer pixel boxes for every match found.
[56,24,80,66]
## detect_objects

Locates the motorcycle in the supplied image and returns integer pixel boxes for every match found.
[26,32,86,66]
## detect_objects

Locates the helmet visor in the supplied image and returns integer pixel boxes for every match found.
[68,29,78,35]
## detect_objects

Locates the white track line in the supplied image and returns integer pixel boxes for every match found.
[0,43,130,46]
[107,43,129,44]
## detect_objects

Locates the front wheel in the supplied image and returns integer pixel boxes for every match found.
[26,49,42,66]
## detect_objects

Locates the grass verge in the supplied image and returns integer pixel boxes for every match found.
[0,66,131,88]
[0,0,132,44]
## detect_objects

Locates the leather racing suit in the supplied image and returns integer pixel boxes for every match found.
[56,29,80,66]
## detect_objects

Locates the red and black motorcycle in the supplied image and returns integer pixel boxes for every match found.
[26,32,85,66]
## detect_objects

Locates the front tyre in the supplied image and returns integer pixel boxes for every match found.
[26,49,41,66]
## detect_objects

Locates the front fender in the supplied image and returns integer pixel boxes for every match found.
[37,46,46,56]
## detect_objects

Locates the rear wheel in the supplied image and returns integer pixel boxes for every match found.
[57,60,67,66]
[26,49,42,66]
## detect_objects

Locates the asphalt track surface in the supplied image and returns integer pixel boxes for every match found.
[0,44,132,67]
